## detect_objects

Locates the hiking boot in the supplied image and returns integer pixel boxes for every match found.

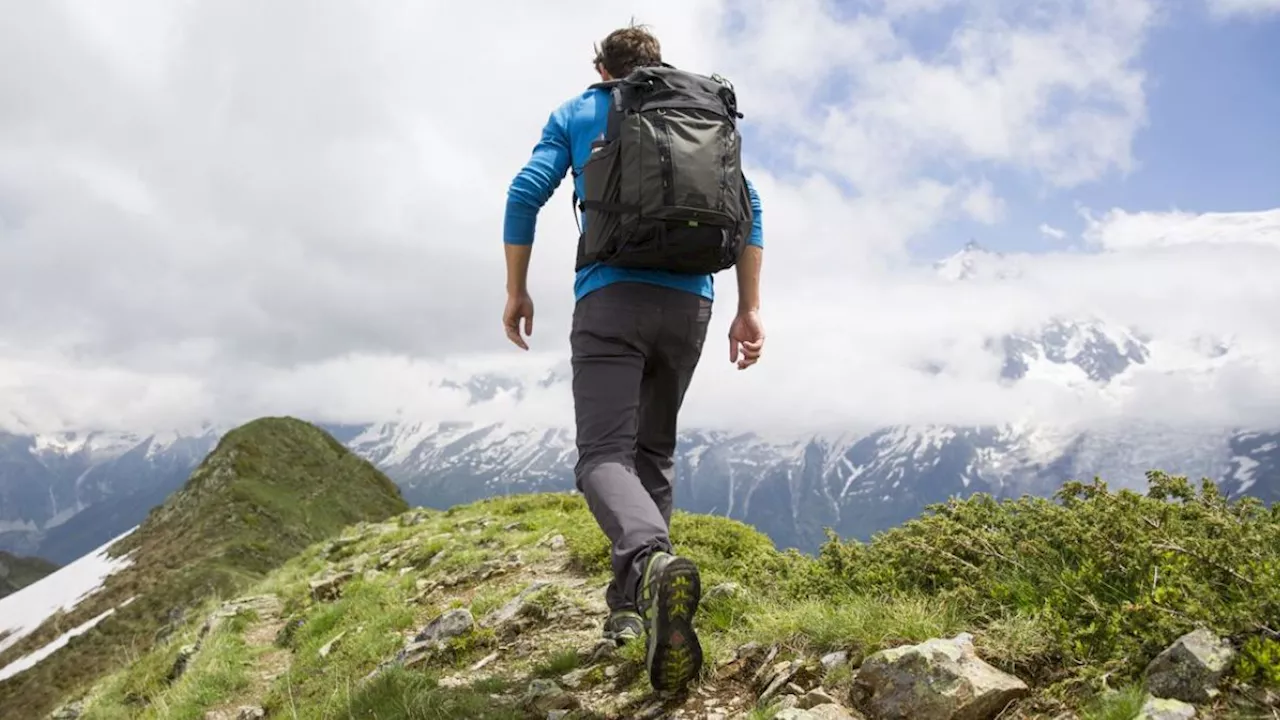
[637,550,703,694]
[602,609,643,646]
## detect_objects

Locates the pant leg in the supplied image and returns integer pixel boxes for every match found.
[570,284,672,613]
[635,295,713,528]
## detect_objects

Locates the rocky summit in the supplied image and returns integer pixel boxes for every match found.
[21,469,1279,720]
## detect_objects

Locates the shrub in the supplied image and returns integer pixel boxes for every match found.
[816,470,1280,685]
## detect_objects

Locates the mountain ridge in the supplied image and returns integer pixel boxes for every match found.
[0,416,408,720]
[3,415,1278,565]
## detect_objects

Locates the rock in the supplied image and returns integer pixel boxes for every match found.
[850,633,1029,720]
[168,644,198,682]
[1144,628,1235,704]
[309,571,356,602]
[801,689,839,709]
[750,645,782,684]
[821,651,849,670]
[705,582,743,602]
[318,630,346,658]
[482,580,552,627]
[48,700,85,719]
[1135,696,1197,720]
[236,708,266,720]
[761,659,802,702]
[399,510,429,526]
[547,534,567,550]
[716,641,768,681]
[784,704,864,720]
[522,679,578,713]
[470,651,499,671]
[560,666,594,689]
[777,694,801,710]
[547,711,571,720]
[414,608,474,645]
[590,639,616,662]
[325,534,364,558]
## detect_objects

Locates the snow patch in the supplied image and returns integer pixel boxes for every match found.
[31,431,140,461]
[0,526,137,657]
[0,607,116,681]
[1233,455,1260,494]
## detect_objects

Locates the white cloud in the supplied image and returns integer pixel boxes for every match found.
[961,180,1005,225]
[1039,223,1068,240]
[1081,207,1280,250]
[1205,0,1280,20]
[1,0,1278,437]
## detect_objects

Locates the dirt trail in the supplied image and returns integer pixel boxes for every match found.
[202,595,288,720]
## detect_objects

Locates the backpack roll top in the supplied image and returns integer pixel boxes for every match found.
[575,65,754,275]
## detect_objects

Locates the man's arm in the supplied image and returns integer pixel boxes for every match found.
[503,104,573,248]
[501,104,573,349]
[728,177,765,369]
[736,177,764,312]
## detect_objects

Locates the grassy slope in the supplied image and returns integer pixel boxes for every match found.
[0,416,408,719]
[0,551,59,599]
[75,471,1280,719]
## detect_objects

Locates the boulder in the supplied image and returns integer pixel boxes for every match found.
[1144,628,1235,704]
[309,571,356,602]
[1135,695,1197,720]
[413,608,475,645]
[849,633,1029,720]
[776,704,864,720]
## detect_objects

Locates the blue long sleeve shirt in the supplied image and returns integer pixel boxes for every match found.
[503,86,764,303]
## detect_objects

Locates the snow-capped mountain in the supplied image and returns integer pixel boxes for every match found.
[2,242,1275,562]
[2,415,1275,560]
[0,428,221,563]
[933,240,1025,281]
[992,317,1151,383]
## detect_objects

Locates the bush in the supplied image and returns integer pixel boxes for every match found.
[816,470,1280,685]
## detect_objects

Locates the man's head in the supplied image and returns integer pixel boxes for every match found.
[593,24,662,81]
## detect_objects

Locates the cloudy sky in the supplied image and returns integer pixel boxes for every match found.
[2,0,1279,436]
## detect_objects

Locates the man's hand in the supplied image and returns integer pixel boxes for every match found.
[728,309,764,370]
[503,291,534,350]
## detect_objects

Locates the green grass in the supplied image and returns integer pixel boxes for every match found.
[46,469,1280,719]
[80,603,256,720]
[1077,685,1147,720]
[337,666,527,720]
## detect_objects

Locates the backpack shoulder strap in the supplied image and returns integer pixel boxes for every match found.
[570,79,628,230]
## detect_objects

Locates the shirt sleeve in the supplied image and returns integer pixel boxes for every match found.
[503,103,573,246]
[745,176,764,249]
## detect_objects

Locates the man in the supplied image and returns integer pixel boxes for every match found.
[501,24,765,694]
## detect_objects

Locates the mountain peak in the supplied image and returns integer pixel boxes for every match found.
[0,417,408,718]
[933,240,1019,281]
[995,316,1151,384]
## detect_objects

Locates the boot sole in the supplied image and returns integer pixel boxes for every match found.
[646,556,703,694]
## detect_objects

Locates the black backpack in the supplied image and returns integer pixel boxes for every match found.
[572,63,753,275]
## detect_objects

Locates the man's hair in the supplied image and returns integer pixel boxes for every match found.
[593,23,662,79]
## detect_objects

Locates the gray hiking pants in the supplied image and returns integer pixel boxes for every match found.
[570,281,712,613]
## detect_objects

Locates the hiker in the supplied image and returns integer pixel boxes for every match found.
[501,24,765,693]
